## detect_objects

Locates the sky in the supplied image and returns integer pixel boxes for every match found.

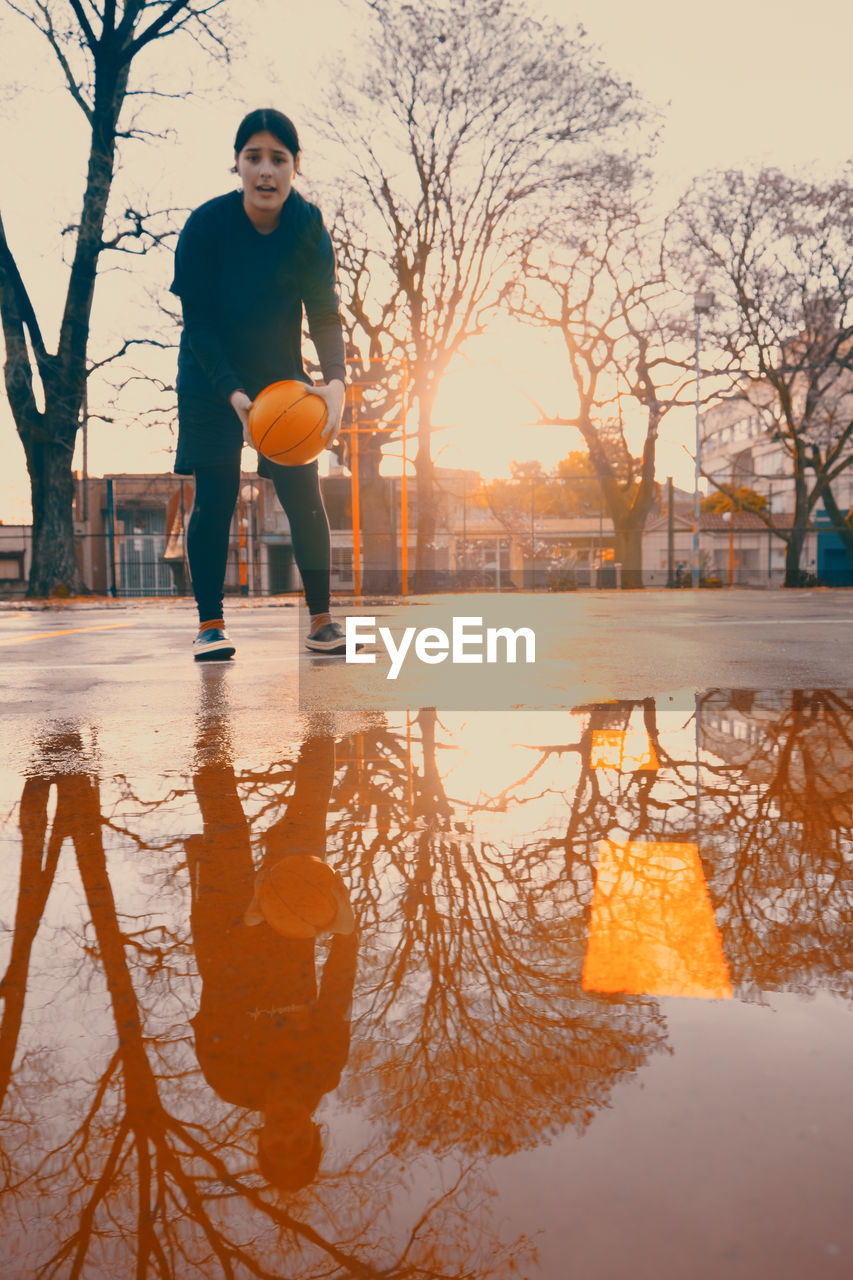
[1,0,851,522]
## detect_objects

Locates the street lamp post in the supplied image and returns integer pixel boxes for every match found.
[461,477,467,571]
[692,289,714,588]
[240,483,259,595]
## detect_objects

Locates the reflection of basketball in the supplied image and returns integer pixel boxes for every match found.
[257,856,354,938]
[248,380,328,465]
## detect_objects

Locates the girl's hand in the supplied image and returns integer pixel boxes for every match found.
[311,379,346,445]
[229,389,254,446]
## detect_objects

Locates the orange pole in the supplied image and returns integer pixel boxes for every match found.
[350,390,361,601]
[237,493,247,592]
[728,465,736,587]
[400,360,409,596]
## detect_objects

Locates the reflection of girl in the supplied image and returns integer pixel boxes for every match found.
[171,108,348,661]
[187,733,357,1191]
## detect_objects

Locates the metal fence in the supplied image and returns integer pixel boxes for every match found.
[1,522,849,596]
[118,534,176,597]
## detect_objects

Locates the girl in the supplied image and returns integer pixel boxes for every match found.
[171,108,347,659]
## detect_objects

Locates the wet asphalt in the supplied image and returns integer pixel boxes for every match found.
[2,590,852,760]
[1,589,852,1279]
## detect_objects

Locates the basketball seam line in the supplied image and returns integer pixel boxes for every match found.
[257,389,313,452]
[264,401,327,458]
[268,410,326,457]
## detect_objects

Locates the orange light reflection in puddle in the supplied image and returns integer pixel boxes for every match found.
[583,840,733,999]
[590,728,659,772]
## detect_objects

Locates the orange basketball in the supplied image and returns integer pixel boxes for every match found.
[248,380,328,465]
[257,855,355,939]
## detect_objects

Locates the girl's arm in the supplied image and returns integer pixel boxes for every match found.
[302,223,347,385]
[302,222,347,442]
[171,212,244,403]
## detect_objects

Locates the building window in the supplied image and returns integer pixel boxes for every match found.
[332,547,353,583]
[0,554,25,582]
[116,507,166,535]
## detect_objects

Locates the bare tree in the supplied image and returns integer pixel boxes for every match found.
[320,0,646,585]
[0,0,228,596]
[505,156,694,587]
[672,166,853,586]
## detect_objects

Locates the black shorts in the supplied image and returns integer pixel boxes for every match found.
[174,394,243,475]
[174,392,306,481]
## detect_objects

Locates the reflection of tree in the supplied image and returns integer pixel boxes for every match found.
[340,708,670,1160]
[475,699,696,858]
[0,717,531,1279]
[696,689,853,1000]
[1,775,64,1113]
[482,692,853,1006]
[6,691,851,1274]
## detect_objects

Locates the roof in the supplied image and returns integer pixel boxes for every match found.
[698,511,770,532]
[645,509,824,534]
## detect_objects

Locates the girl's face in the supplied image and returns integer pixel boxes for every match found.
[235,130,298,225]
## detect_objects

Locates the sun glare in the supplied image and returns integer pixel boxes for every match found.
[432,358,582,480]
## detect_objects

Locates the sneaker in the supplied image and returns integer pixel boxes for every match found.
[304,620,351,654]
[193,627,236,661]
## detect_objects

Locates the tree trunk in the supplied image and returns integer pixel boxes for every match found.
[578,412,659,590]
[359,440,396,593]
[23,432,82,596]
[784,466,810,587]
[1,40,126,599]
[0,776,62,1109]
[362,521,395,594]
[613,525,645,589]
[361,499,394,593]
[783,523,808,587]
[414,391,438,591]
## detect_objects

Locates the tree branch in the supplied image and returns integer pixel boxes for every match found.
[67,0,98,50]
[123,0,228,63]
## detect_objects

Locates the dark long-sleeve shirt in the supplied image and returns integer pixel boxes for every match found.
[170,188,346,405]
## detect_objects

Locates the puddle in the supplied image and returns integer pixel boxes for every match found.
[1,688,851,1278]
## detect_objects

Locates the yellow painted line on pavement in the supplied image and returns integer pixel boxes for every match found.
[0,621,135,646]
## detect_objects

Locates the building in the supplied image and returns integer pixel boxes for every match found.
[699,391,853,586]
[642,508,806,588]
[73,473,194,597]
[65,467,616,598]
[0,523,32,596]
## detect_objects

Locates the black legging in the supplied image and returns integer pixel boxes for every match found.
[187,460,331,623]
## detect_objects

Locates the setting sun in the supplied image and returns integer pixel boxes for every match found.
[431,333,583,479]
